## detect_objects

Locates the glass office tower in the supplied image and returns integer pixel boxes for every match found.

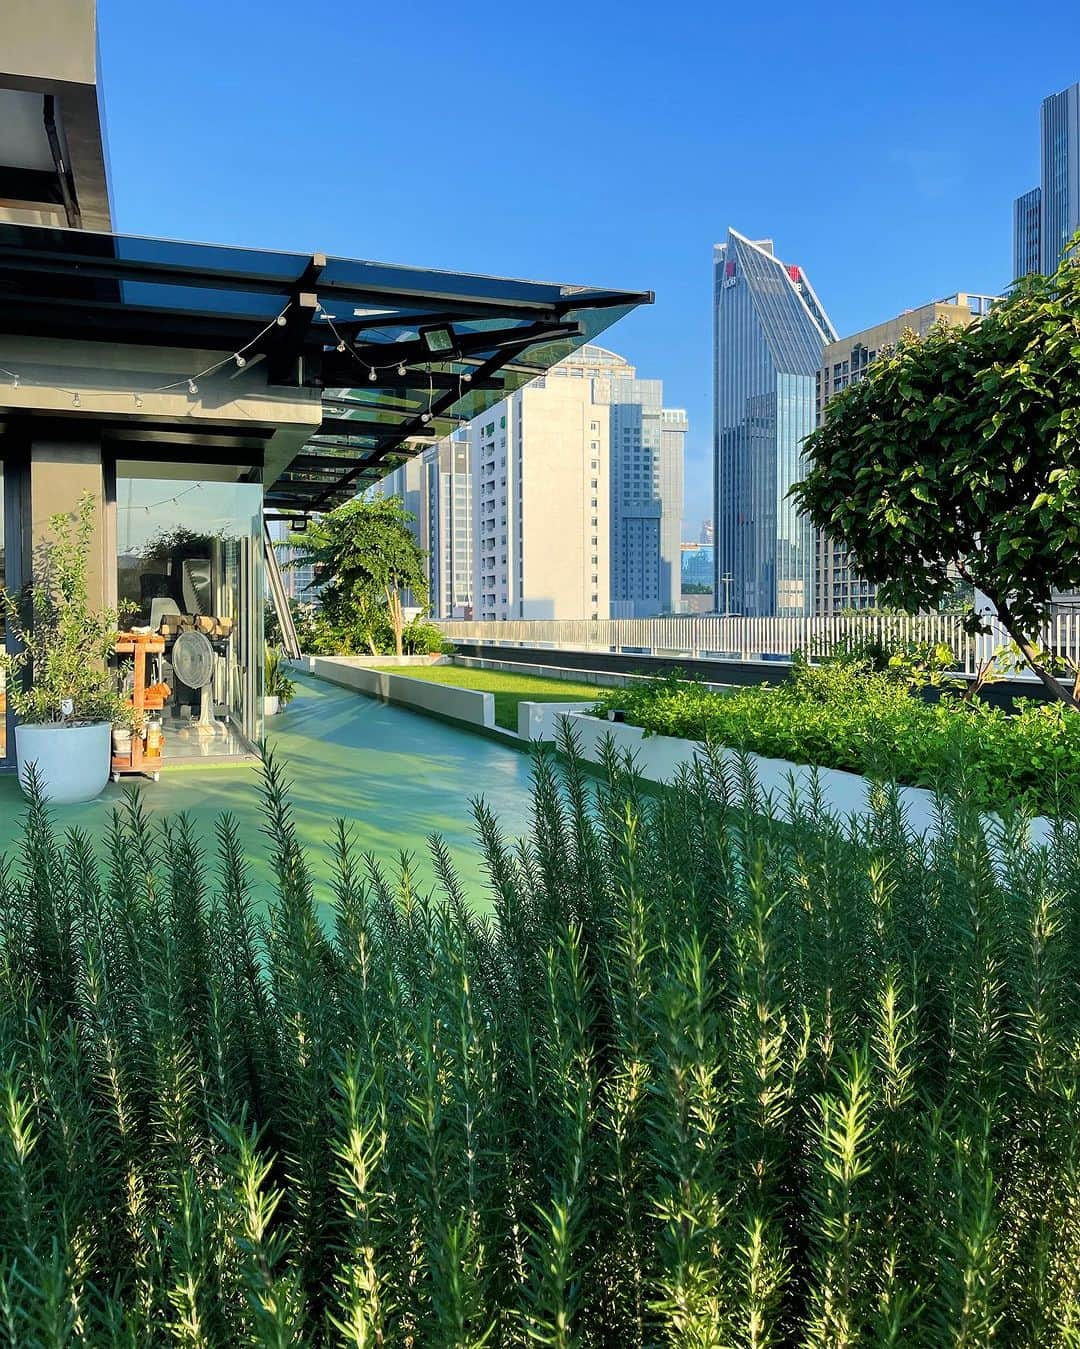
[1014,81,1080,279]
[713,229,835,617]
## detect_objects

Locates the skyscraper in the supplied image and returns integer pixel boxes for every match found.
[713,229,835,617]
[813,293,999,614]
[579,363,685,619]
[378,435,473,618]
[471,372,611,621]
[1014,81,1080,279]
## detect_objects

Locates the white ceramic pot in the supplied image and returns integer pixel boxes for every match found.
[263,695,280,717]
[15,722,112,804]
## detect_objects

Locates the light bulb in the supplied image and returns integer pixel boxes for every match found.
[397,364,407,377]
[368,368,377,382]
[336,340,346,353]
[12,374,19,388]
[188,379,198,395]
[134,394,144,408]
[421,412,431,423]
[72,392,80,407]
[462,372,472,383]
[235,353,247,368]
[276,314,287,326]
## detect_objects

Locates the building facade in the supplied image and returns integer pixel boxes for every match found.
[381,435,474,619]
[472,373,610,621]
[1014,81,1080,278]
[814,293,999,613]
[713,229,835,617]
[601,380,685,619]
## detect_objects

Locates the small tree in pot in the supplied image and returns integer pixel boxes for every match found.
[0,493,127,802]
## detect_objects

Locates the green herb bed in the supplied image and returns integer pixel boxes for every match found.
[593,661,1080,817]
[5,746,1080,1341]
[373,663,602,729]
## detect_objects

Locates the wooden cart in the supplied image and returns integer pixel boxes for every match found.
[112,634,167,782]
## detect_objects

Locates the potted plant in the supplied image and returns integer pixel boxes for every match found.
[0,494,128,803]
[263,644,295,717]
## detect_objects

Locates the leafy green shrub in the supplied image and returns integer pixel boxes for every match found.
[4,742,1080,1341]
[0,493,128,725]
[595,664,1080,816]
[401,616,445,655]
[265,645,296,707]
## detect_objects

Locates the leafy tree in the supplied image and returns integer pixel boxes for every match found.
[793,232,1080,705]
[284,496,428,657]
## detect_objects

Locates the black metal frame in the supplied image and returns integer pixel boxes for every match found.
[0,223,652,513]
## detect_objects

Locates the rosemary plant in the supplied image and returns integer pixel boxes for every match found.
[1,730,1080,1344]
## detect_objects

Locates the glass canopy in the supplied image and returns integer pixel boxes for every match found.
[0,223,652,510]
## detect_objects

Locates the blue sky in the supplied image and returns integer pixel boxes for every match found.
[100,0,1080,533]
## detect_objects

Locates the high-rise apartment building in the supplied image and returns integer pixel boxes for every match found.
[423,433,473,619]
[472,373,610,620]
[547,346,684,617]
[1014,81,1080,279]
[713,228,835,617]
[377,435,473,618]
[814,293,999,614]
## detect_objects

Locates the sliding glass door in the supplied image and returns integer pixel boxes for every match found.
[115,474,263,761]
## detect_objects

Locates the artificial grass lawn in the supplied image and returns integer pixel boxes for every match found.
[373,664,602,729]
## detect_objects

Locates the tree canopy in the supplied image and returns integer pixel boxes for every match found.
[284,495,428,657]
[793,233,1080,703]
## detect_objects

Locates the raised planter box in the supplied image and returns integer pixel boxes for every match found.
[307,657,495,731]
[517,700,596,741]
[559,712,1054,844]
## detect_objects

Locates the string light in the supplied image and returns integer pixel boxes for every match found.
[397,364,407,377]
[0,302,293,407]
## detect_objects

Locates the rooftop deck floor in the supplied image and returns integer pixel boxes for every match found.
[0,675,536,913]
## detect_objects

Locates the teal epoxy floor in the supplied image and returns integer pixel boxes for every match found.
[0,675,536,912]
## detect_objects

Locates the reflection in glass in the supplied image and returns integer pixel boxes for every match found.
[115,478,263,761]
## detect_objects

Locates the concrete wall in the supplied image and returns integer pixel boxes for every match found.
[561,712,1053,844]
[30,432,110,606]
[517,700,596,740]
[308,657,495,730]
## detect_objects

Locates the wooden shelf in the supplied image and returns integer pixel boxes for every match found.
[113,633,168,783]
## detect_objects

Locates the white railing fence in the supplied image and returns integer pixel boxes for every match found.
[436,612,1080,679]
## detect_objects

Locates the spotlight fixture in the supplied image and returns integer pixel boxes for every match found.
[419,323,458,357]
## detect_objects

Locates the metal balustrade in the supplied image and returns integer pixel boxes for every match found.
[435,612,1080,679]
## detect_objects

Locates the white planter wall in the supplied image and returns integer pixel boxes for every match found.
[517,701,596,741]
[561,713,1053,845]
[308,658,495,730]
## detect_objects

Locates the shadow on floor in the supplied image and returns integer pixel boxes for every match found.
[0,675,538,914]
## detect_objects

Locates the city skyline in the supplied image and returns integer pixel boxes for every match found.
[98,1,1080,532]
